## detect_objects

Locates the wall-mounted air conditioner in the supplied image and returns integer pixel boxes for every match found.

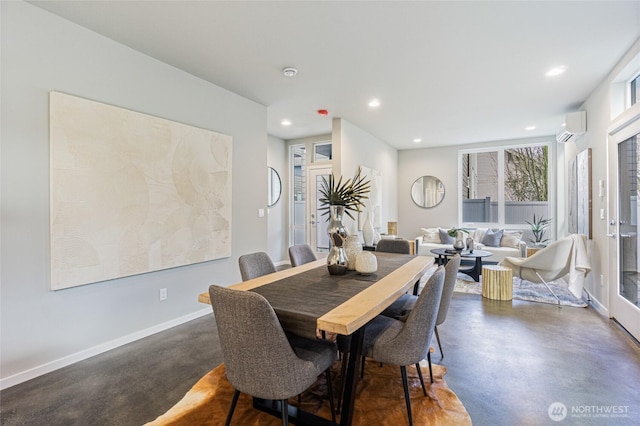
[556,111,587,143]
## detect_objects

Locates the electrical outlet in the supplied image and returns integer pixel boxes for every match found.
[159,288,168,301]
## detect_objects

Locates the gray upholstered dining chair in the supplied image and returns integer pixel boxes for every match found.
[288,244,317,267]
[381,255,461,359]
[238,251,276,281]
[375,238,412,254]
[336,267,445,425]
[208,284,337,425]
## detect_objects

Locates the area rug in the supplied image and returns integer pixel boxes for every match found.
[455,274,588,307]
[146,360,471,425]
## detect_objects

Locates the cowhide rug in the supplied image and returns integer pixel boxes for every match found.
[146,360,471,425]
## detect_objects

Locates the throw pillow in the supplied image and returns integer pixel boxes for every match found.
[438,228,455,244]
[472,228,487,244]
[501,230,523,248]
[421,227,440,243]
[481,228,504,247]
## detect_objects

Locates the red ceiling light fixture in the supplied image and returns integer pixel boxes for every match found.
[317,109,329,116]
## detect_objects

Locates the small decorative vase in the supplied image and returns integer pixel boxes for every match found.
[362,212,375,246]
[466,237,474,253]
[453,231,465,252]
[372,229,381,245]
[344,235,363,271]
[355,251,378,275]
[326,205,349,275]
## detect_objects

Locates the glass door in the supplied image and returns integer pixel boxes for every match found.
[308,165,332,253]
[611,120,640,340]
[291,146,307,246]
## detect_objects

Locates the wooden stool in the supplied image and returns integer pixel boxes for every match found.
[482,265,513,301]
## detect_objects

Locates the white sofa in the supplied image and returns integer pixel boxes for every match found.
[414,227,527,263]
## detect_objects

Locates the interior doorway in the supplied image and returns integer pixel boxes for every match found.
[289,143,332,255]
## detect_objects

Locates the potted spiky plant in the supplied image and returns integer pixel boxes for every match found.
[319,168,371,274]
[526,214,551,247]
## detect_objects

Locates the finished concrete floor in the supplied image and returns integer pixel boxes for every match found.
[1,293,639,425]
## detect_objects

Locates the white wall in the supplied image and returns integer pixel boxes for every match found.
[570,37,640,311]
[1,2,268,388]
[332,118,399,235]
[398,136,556,240]
[267,135,288,264]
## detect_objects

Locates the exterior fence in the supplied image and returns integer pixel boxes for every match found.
[463,198,549,225]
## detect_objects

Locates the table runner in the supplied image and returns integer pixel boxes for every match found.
[252,252,415,338]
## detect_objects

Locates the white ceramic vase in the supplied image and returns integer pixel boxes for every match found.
[344,235,363,270]
[362,212,375,246]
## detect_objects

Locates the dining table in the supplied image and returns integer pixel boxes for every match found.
[198,251,434,426]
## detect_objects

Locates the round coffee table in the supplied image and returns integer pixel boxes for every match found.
[430,248,492,282]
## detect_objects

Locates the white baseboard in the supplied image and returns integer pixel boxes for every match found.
[585,290,609,317]
[0,308,211,391]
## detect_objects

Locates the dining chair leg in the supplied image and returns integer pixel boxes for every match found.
[434,326,443,358]
[400,366,414,426]
[281,399,289,426]
[415,363,427,396]
[225,389,240,426]
[427,351,434,383]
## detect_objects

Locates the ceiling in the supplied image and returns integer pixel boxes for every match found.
[31,1,640,150]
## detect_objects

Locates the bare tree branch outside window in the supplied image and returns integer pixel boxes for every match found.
[504,146,548,202]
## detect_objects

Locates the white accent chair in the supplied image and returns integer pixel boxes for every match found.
[499,234,591,305]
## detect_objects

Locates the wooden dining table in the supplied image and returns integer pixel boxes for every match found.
[199,252,434,426]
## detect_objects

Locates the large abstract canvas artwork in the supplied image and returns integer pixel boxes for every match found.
[50,92,232,290]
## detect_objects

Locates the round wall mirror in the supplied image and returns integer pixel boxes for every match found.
[268,167,282,207]
[411,175,445,208]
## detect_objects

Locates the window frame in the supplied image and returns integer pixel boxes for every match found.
[458,141,554,230]
[630,71,640,107]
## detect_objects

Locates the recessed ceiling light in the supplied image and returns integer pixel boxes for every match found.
[282,67,298,77]
[368,98,381,108]
[281,119,292,126]
[525,126,536,131]
[413,138,422,143]
[545,66,567,77]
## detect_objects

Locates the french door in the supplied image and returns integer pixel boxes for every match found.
[308,165,332,253]
[609,112,640,341]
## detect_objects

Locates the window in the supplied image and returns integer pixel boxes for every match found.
[461,144,550,226]
[314,143,332,161]
[631,72,640,106]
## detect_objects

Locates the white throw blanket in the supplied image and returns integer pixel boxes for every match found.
[499,234,591,298]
